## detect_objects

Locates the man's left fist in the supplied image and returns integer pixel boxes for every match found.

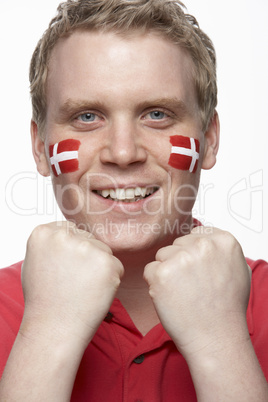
[144,227,251,359]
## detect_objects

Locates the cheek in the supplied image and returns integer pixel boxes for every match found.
[48,139,86,217]
[168,135,200,174]
[49,139,81,177]
[170,168,201,218]
[52,177,85,219]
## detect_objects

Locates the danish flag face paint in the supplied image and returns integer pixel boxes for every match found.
[49,139,81,177]
[168,135,200,173]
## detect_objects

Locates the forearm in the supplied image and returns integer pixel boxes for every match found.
[183,332,268,401]
[0,328,86,402]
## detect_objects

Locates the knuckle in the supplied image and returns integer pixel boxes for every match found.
[93,239,113,254]
[154,262,173,284]
[218,230,241,252]
[177,249,193,266]
[148,286,157,299]
[111,273,122,289]
[103,256,123,286]
[194,235,214,255]
[95,251,117,275]
[143,264,153,284]
[193,230,242,259]
[172,237,181,246]
[155,247,166,261]
[98,250,112,266]
[27,224,51,247]
[117,259,125,277]
[76,239,92,255]
[52,227,70,244]
[144,261,163,284]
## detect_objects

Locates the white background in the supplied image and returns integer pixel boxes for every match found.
[0,0,267,267]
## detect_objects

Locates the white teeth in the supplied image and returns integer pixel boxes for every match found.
[101,189,110,198]
[98,187,156,201]
[140,188,146,198]
[125,188,135,199]
[116,188,125,200]
[135,187,142,196]
[110,189,116,199]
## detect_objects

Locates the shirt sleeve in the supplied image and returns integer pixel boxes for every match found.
[246,258,268,380]
[0,262,24,378]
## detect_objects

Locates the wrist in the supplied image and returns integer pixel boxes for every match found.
[174,314,250,363]
[18,312,92,358]
[20,304,98,351]
[181,333,268,402]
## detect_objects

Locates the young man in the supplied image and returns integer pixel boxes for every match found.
[0,0,267,400]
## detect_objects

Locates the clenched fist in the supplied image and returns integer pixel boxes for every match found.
[144,226,251,360]
[21,221,124,347]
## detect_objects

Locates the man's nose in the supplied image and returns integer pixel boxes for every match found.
[99,120,147,168]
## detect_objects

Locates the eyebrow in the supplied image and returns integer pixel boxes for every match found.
[137,97,189,116]
[56,97,189,121]
[56,99,106,122]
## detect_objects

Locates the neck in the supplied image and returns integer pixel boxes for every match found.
[114,244,163,335]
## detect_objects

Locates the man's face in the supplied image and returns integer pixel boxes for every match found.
[33,30,216,255]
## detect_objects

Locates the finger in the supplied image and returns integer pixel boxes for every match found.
[155,245,181,262]
[171,226,218,247]
[65,221,96,239]
[46,220,76,232]
[112,255,125,279]
[47,220,95,239]
[143,260,161,284]
[47,221,112,254]
[88,238,113,254]
[190,225,219,237]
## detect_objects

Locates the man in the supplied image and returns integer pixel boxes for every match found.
[0,0,267,400]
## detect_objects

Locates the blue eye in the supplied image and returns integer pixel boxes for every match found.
[149,111,166,120]
[78,113,96,122]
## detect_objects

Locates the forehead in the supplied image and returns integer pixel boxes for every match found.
[47,30,197,112]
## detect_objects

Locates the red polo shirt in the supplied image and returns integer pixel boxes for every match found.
[1,259,268,401]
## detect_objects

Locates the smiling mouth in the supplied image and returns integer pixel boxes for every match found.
[94,187,159,202]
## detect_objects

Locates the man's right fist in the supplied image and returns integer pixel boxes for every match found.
[21,221,124,347]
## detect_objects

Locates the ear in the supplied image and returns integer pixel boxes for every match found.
[201,111,220,170]
[31,120,51,177]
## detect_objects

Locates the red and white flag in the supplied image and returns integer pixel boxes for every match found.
[168,135,200,173]
[49,139,81,177]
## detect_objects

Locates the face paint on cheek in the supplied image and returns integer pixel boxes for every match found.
[168,135,200,173]
[49,139,81,177]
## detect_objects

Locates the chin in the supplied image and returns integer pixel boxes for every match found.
[97,228,172,257]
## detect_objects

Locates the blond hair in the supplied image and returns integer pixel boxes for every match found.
[30,0,217,135]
